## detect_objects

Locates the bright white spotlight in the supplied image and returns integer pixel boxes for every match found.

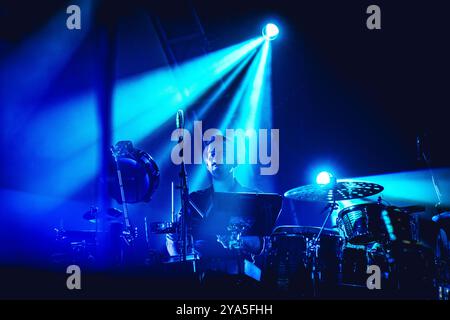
[316,171,333,185]
[262,23,279,41]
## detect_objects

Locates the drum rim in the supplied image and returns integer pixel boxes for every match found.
[338,202,385,217]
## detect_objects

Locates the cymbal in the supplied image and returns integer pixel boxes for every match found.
[284,181,384,202]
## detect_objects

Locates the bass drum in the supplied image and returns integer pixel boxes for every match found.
[263,226,343,297]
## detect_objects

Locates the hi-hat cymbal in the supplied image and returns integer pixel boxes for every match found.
[284,181,384,202]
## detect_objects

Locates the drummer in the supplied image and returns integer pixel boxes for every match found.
[166,134,263,259]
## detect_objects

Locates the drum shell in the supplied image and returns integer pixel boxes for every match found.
[338,203,417,245]
[263,226,342,295]
[382,206,415,243]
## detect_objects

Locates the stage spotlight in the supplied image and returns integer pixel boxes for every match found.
[316,171,333,185]
[262,23,279,41]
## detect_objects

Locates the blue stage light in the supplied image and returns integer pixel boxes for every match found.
[262,23,279,41]
[316,171,333,185]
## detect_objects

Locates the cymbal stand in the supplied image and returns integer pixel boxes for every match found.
[309,180,338,297]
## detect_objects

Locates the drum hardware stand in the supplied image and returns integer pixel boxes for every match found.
[226,222,250,275]
[284,176,385,297]
[88,206,99,246]
[171,181,175,224]
[175,110,197,269]
[418,135,449,297]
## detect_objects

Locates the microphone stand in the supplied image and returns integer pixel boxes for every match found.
[422,152,443,209]
[312,178,338,247]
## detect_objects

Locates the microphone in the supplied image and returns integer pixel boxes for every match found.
[176,109,184,130]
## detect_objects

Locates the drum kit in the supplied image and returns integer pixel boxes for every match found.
[50,135,449,299]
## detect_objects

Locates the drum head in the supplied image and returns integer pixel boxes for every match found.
[338,203,382,218]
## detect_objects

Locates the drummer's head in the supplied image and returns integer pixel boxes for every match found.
[205,134,235,180]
